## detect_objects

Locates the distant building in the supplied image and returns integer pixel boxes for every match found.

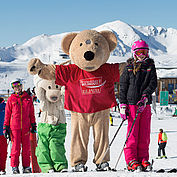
[155,67,177,103]
[157,77,177,103]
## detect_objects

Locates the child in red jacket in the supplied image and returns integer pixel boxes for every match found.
[0,97,7,175]
[3,79,36,174]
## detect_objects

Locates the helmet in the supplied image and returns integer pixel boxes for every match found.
[131,39,149,52]
[131,40,149,60]
[10,79,22,88]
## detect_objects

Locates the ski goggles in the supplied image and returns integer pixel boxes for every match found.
[134,49,149,57]
[11,82,22,88]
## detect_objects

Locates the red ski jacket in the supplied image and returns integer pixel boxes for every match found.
[4,91,36,130]
[158,132,167,144]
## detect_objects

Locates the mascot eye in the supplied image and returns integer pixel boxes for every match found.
[80,43,83,46]
[48,86,51,89]
[95,43,98,46]
[56,85,58,89]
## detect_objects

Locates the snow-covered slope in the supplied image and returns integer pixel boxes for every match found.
[4,105,177,177]
[0,33,66,63]
[0,20,177,91]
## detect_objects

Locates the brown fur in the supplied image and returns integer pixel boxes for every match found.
[28,30,124,75]
[28,58,56,80]
[27,30,126,167]
[61,30,117,71]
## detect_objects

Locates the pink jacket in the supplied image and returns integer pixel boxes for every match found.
[4,91,36,130]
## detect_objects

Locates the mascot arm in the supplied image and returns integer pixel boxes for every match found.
[35,86,46,102]
[28,58,56,80]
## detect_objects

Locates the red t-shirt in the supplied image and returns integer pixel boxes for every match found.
[55,63,119,113]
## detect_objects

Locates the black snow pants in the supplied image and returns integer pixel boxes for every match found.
[158,142,166,156]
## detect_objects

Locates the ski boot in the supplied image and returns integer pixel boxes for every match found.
[96,162,111,171]
[127,160,142,172]
[142,161,152,171]
[73,163,88,172]
[162,155,167,159]
[0,170,6,175]
[23,167,32,173]
[156,156,162,159]
[12,167,20,174]
[48,169,55,173]
[60,168,68,173]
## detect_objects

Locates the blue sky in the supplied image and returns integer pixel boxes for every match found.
[0,0,177,47]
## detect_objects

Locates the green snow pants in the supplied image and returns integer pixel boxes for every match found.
[36,123,68,173]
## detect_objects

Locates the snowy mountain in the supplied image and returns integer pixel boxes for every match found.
[1,20,177,62]
[0,20,177,91]
[96,20,177,57]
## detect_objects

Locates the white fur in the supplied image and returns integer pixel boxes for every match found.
[34,76,66,125]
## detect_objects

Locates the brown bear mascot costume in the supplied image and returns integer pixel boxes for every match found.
[28,30,125,172]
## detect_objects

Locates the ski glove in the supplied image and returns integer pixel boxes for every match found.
[3,125,11,140]
[137,94,148,113]
[119,104,129,120]
[31,123,37,133]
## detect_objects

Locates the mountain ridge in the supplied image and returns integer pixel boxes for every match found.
[1,20,177,63]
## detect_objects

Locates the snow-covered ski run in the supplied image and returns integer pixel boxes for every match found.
[4,105,177,177]
[2,168,177,177]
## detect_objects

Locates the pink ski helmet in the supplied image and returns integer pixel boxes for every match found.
[131,40,149,52]
[131,40,149,59]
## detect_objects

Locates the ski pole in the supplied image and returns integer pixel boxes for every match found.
[98,119,125,169]
[7,133,12,158]
[113,109,140,170]
[8,140,12,158]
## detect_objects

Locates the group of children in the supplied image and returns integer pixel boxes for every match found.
[0,39,159,174]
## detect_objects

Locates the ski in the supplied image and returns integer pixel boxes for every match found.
[155,169,165,173]
[155,168,177,173]
[47,168,177,174]
[95,167,117,172]
[114,168,177,173]
[71,166,117,173]
[167,168,177,173]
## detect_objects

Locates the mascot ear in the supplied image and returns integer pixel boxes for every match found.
[100,31,117,52]
[61,33,78,55]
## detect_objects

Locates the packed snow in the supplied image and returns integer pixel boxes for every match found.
[4,104,177,177]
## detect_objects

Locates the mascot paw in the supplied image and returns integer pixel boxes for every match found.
[27,58,45,75]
